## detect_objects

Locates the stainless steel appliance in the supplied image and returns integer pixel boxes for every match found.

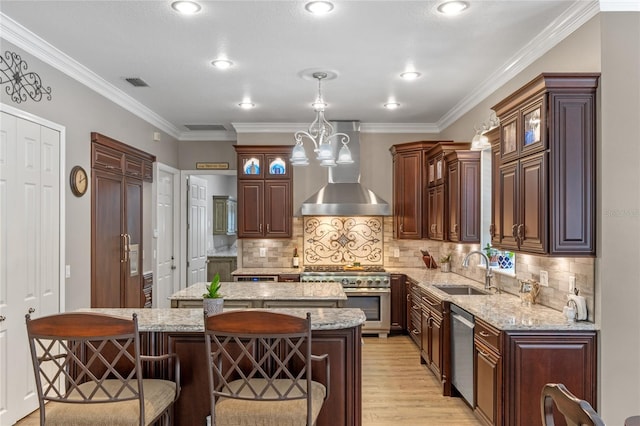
[451,304,475,406]
[300,266,390,338]
[233,275,278,282]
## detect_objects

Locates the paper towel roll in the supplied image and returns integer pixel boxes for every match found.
[567,294,587,320]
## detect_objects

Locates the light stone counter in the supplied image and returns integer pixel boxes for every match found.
[387,267,598,331]
[79,307,365,332]
[169,281,347,301]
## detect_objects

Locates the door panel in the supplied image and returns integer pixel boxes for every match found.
[265,181,290,237]
[399,152,422,238]
[187,176,208,285]
[238,180,263,237]
[0,111,61,424]
[156,167,179,308]
[92,171,124,307]
[125,179,143,307]
[499,162,518,250]
[519,153,547,253]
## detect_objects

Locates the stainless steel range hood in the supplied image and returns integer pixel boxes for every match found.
[300,121,390,216]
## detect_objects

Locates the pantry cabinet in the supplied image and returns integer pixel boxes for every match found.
[390,274,406,333]
[91,132,155,308]
[491,73,599,255]
[234,145,292,238]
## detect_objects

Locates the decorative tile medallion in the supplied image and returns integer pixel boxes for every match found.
[303,216,383,265]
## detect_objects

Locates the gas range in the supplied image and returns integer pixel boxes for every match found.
[300,266,390,288]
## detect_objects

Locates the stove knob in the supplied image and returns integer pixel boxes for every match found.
[356,279,362,285]
[341,278,350,285]
[367,279,373,286]
[375,279,381,286]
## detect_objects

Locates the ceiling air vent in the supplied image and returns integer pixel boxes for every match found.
[183,124,228,131]
[125,77,149,87]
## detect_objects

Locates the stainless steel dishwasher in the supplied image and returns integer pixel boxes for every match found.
[450,304,475,406]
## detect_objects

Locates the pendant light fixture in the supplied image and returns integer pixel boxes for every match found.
[290,72,353,167]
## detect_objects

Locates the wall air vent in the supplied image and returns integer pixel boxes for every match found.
[125,77,149,87]
[184,124,228,131]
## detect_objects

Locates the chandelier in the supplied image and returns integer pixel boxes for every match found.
[290,72,353,167]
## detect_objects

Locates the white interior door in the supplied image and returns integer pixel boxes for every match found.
[0,109,62,425]
[155,164,180,308]
[187,175,207,285]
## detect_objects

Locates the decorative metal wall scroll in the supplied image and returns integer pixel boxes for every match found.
[303,216,383,265]
[1,51,52,104]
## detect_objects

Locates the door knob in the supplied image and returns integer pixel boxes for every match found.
[0,315,5,322]
[28,307,35,314]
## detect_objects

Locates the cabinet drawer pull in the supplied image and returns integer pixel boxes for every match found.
[411,329,420,335]
[413,305,421,311]
[479,331,491,337]
[478,349,490,358]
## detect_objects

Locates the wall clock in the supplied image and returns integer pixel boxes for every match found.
[70,165,88,197]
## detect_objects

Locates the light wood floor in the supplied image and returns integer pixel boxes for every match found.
[17,334,480,426]
[362,334,481,426]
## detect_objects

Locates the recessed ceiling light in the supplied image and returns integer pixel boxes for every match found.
[384,103,400,110]
[238,102,255,110]
[400,71,421,80]
[211,59,233,70]
[171,1,201,15]
[305,1,334,15]
[437,1,469,15]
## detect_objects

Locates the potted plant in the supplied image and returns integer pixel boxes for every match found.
[203,273,224,316]
[439,252,452,273]
[483,243,499,268]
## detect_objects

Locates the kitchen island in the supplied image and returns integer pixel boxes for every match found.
[81,307,365,426]
[169,281,347,308]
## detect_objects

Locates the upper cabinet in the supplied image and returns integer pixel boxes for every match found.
[390,141,438,239]
[234,145,292,238]
[213,196,237,235]
[491,73,599,256]
[390,141,478,242]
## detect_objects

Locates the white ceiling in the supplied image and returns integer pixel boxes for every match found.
[0,1,600,140]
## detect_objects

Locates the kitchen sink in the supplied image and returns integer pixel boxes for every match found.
[433,285,490,295]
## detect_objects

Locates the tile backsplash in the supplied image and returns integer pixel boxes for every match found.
[241,216,596,320]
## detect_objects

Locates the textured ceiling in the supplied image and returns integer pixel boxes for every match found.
[0,1,598,139]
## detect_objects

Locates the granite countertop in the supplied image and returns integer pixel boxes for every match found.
[78,308,365,332]
[228,266,598,331]
[169,281,347,301]
[232,267,302,275]
[396,268,598,331]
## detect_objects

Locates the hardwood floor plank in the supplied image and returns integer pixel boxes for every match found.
[362,335,481,426]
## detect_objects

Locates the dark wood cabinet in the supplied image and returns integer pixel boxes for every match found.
[156,326,362,426]
[427,184,445,241]
[420,289,444,380]
[446,150,480,243]
[474,319,503,426]
[390,274,406,333]
[491,73,599,256]
[407,279,422,346]
[91,133,154,308]
[234,146,292,238]
[390,142,437,239]
[503,331,597,426]
[488,128,501,245]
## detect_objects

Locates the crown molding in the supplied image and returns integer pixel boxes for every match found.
[232,122,440,134]
[178,130,237,141]
[0,12,181,138]
[600,0,640,11]
[437,0,600,131]
[359,123,440,134]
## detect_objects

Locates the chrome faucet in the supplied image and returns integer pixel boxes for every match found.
[462,250,500,293]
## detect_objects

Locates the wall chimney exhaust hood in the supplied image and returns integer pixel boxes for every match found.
[300,121,390,216]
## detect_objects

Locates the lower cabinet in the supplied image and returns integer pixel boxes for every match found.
[153,327,362,426]
[474,319,502,426]
[390,274,406,333]
[206,256,237,282]
[420,290,444,381]
[407,280,422,346]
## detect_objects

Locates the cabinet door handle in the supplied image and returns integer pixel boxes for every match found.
[478,331,491,337]
[125,233,131,262]
[512,224,518,240]
[406,294,411,302]
[453,224,458,233]
[266,224,270,233]
[400,223,403,232]
[518,224,525,241]
[259,224,263,233]
[120,234,127,262]
[489,224,495,238]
